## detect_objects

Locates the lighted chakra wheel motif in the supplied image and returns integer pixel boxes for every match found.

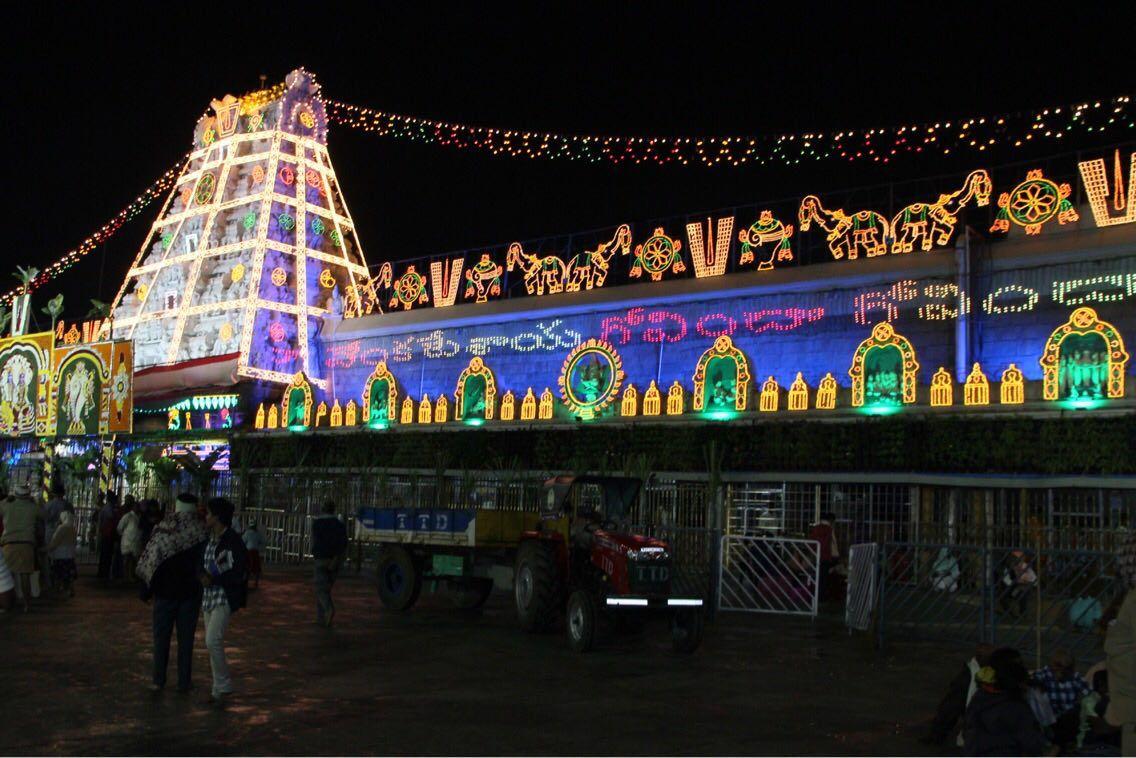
[276,213,295,232]
[136,283,149,300]
[179,187,193,206]
[557,339,625,419]
[246,113,265,132]
[279,165,296,186]
[630,227,685,281]
[310,217,326,236]
[194,173,216,205]
[299,108,316,129]
[990,169,1079,235]
[319,269,336,289]
[268,321,287,343]
[161,233,173,250]
[203,128,216,145]
[230,263,245,283]
[219,322,234,341]
[304,168,322,188]
[271,267,288,287]
[329,230,343,248]
[388,265,429,311]
[251,165,266,184]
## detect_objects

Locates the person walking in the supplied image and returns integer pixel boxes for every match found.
[242,521,265,589]
[46,510,78,598]
[138,492,207,693]
[117,498,144,583]
[311,501,347,627]
[1106,532,1136,754]
[808,511,841,602]
[199,497,247,705]
[96,493,118,581]
[1,482,40,612]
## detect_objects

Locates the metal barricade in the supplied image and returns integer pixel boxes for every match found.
[845,542,878,632]
[718,536,820,617]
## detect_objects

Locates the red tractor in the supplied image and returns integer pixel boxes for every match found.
[513,475,704,653]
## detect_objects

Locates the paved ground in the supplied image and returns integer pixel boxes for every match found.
[1,566,967,755]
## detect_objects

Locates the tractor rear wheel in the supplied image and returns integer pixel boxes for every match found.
[566,590,598,653]
[453,578,494,610]
[514,541,560,632]
[670,608,704,654]
[376,546,421,611]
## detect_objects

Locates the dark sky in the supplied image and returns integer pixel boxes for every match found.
[6,4,1131,321]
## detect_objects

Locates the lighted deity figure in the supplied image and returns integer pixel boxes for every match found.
[62,362,97,434]
[1061,348,1107,400]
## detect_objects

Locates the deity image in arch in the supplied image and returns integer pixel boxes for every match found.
[0,349,39,436]
[57,357,101,435]
[368,378,390,422]
[558,339,624,420]
[571,354,611,405]
[863,345,903,407]
[704,357,738,410]
[461,374,487,420]
[1058,333,1108,400]
[286,385,308,427]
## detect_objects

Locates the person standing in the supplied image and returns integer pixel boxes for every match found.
[0,547,14,611]
[1106,532,1136,754]
[199,497,247,705]
[40,483,70,591]
[117,499,144,583]
[311,501,347,627]
[46,510,78,598]
[96,493,118,581]
[808,511,840,602]
[138,492,207,693]
[1,482,40,612]
[242,521,265,590]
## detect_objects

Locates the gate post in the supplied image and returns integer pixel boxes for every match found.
[875,544,886,650]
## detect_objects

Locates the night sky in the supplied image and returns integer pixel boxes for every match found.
[6,4,1131,324]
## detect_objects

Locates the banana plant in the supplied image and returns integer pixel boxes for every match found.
[172,449,224,501]
[41,294,65,339]
[14,266,39,295]
[87,298,114,340]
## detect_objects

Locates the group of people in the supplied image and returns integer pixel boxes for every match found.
[922,534,1136,755]
[93,493,165,583]
[0,481,83,611]
[136,494,342,705]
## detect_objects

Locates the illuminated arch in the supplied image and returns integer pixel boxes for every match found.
[280,371,314,428]
[455,356,497,421]
[558,339,624,419]
[362,361,398,425]
[1040,307,1129,400]
[692,335,751,412]
[848,322,919,407]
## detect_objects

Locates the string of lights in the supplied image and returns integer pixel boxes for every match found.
[324,94,1132,167]
[1,156,188,304]
[7,92,1131,303]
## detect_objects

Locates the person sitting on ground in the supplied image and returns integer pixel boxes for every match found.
[1078,669,1122,752]
[1032,648,1092,749]
[999,551,1037,617]
[46,510,78,598]
[242,521,265,589]
[963,647,1052,756]
[921,643,993,745]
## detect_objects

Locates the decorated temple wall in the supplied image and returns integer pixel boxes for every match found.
[319,242,1136,407]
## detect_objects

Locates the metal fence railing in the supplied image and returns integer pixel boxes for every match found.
[718,536,820,617]
[876,542,1123,665]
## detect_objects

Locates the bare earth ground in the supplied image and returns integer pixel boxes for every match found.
[1,566,967,756]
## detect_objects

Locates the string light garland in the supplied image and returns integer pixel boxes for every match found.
[1,155,188,304]
[10,89,1131,304]
[323,94,1131,168]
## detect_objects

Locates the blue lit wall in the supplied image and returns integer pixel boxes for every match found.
[321,254,1136,405]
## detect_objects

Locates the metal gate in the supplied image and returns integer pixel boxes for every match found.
[718,536,820,616]
[845,542,878,631]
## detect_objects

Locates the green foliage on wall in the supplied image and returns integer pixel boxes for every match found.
[233,414,1136,476]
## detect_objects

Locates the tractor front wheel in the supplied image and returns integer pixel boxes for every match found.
[376,546,421,611]
[566,590,598,653]
[514,541,560,632]
[670,608,704,654]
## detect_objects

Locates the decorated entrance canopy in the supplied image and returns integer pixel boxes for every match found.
[109,69,370,388]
